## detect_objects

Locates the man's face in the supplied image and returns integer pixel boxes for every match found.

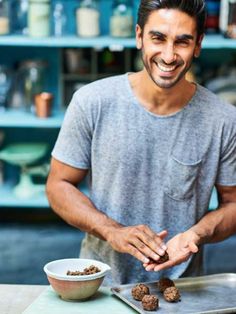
[136,9,203,89]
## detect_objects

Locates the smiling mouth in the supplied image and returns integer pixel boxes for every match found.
[156,62,177,72]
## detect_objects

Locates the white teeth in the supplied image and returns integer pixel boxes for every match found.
[157,63,176,72]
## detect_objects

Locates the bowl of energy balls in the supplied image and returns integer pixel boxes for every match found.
[44,258,111,300]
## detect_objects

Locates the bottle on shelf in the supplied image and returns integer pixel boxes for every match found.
[28,0,51,37]
[0,0,10,35]
[220,0,236,38]
[205,0,220,33]
[13,60,47,113]
[0,131,4,185]
[76,0,100,37]
[52,1,67,37]
[11,0,29,35]
[110,0,133,38]
[0,65,12,111]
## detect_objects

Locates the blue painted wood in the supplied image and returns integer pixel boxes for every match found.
[0,180,89,208]
[208,188,218,210]
[0,182,50,207]
[0,109,64,128]
[0,34,235,48]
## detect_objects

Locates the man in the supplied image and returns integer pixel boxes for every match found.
[46,0,236,285]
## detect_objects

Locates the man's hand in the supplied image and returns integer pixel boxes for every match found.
[105,225,168,264]
[143,230,200,271]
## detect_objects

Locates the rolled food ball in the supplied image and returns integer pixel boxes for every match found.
[157,277,175,293]
[156,251,169,264]
[131,283,150,301]
[163,286,181,302]
[142,295,159,311]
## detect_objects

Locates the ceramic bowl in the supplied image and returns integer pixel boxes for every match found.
[44,258,111,300]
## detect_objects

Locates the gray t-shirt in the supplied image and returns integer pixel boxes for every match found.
[52,73,236,285]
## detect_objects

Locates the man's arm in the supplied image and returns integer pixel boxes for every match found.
[144,185,236,272]
[46,157,167,265]
[190,185,236,243]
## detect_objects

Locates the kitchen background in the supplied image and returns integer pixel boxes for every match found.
[0,0,236,284]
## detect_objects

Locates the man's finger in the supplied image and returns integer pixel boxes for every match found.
[189,242,198,253]
[138,228,168,254]
[128,244,150,264]
[130,238,161,261]
[153,260,175,271]
[157,230,168,239]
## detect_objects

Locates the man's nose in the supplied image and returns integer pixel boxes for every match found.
[161,44,177,64]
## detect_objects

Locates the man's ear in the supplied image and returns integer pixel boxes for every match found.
[194,34,204,58]
[136,24,143,50]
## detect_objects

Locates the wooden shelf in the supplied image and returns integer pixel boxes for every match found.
[0,182,49,208]
[0,35,136,49]
[0,34,235,49]
[0,109,64,128]
[0,181,89,208]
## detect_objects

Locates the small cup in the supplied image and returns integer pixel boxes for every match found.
[35,92,53,118]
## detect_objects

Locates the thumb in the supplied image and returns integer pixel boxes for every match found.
[157,230,168,240]
[189,241,198,253]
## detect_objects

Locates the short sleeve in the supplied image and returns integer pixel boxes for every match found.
[216,128,236,186]
[52,92,92,169]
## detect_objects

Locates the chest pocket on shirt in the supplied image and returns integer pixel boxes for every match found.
[164,156,202,200]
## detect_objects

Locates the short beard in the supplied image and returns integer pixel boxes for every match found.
[140,47,194,89]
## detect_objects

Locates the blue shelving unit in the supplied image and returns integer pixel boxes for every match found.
[0,109,64,128]
[0,180,89,208]
[0,34,235,49]
[0,0,235,208]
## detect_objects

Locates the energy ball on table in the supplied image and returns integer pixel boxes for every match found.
[131,283,150,301]
[157,277,175,293]
[163,286,181,302]
[142,295,159,311]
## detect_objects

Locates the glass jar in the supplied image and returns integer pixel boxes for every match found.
[0,65,12,111]
[76,0,100,37]
[11,0,29,35]
[227,1,236,38]
[0,0,10,35]
[17,60,47,112]
[52,1,67,36]
[220,0,236,38]
[110,0,133,38]
[28,0,50,37]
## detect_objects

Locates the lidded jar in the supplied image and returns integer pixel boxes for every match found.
[76,0,100,37]
[110,0,133,38]
[0,0,10,35]
[17,60,47,112]
[11,0,29,35]
[52,1,67,36]
[28,0,51,37]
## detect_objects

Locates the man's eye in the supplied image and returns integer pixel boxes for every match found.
[152,37,163,42]
[176,40,189,46]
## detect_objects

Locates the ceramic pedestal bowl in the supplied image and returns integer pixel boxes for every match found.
[0,143,48,198]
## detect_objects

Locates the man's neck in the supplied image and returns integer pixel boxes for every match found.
[128,70,196,116]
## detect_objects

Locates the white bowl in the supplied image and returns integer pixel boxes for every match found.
[44,258,111,300]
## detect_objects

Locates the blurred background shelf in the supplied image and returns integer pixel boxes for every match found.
[0,0,235,211]
[0,34,235,49]
[0,182,49,208]
[0,181,89,208]
[0,109,64,128]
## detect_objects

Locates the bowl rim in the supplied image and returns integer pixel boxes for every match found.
[43,258,111,281]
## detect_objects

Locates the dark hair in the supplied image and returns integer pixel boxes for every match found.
[137,0,207,39]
